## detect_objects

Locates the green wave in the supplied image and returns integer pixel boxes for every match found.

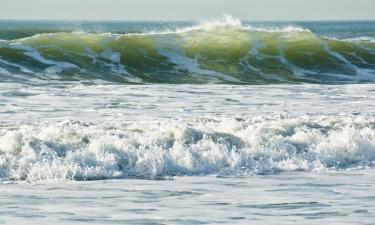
[0,27,374,84]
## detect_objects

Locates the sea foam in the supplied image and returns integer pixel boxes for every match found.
[1,116,374,182]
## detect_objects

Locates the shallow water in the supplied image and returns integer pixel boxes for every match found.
[1,83,375,124]
[1,171,374,225]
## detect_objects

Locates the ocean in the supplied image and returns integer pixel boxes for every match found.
[0,16,375,224]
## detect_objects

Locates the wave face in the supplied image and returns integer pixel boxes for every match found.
[0,17,375,84]
[1,116,375,181]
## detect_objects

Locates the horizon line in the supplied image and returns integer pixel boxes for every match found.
[1,18,375,22]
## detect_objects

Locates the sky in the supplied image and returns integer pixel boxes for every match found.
[0,0,374,21]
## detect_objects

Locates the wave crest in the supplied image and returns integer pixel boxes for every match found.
[0,17,374,84]
[177,14,242,33]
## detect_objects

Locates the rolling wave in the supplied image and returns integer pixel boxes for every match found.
[0,16,374,84]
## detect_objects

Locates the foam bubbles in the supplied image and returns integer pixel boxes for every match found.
[1,116,375,182]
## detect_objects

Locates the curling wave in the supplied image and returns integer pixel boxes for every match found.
[1,116,375,181]
[0,16,374,84]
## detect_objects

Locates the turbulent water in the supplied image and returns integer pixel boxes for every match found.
[1,83,375,182]
[1,16,375,84]
[2,115,375,181]
[0,17,375,183]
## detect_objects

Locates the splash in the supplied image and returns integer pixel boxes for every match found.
[1,116,375,182]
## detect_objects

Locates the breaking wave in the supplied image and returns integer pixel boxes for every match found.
[1,115,375,182]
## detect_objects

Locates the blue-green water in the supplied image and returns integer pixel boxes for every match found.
[0,17,374,84]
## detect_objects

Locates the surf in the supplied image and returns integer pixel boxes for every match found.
[1,115,375,181]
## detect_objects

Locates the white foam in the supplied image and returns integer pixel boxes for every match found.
[340,36,375,43]
[241,24,310,33]
[1,115,375,182]
[177,14,242,33]
[175,15,310,34]
[352,37,375,43]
